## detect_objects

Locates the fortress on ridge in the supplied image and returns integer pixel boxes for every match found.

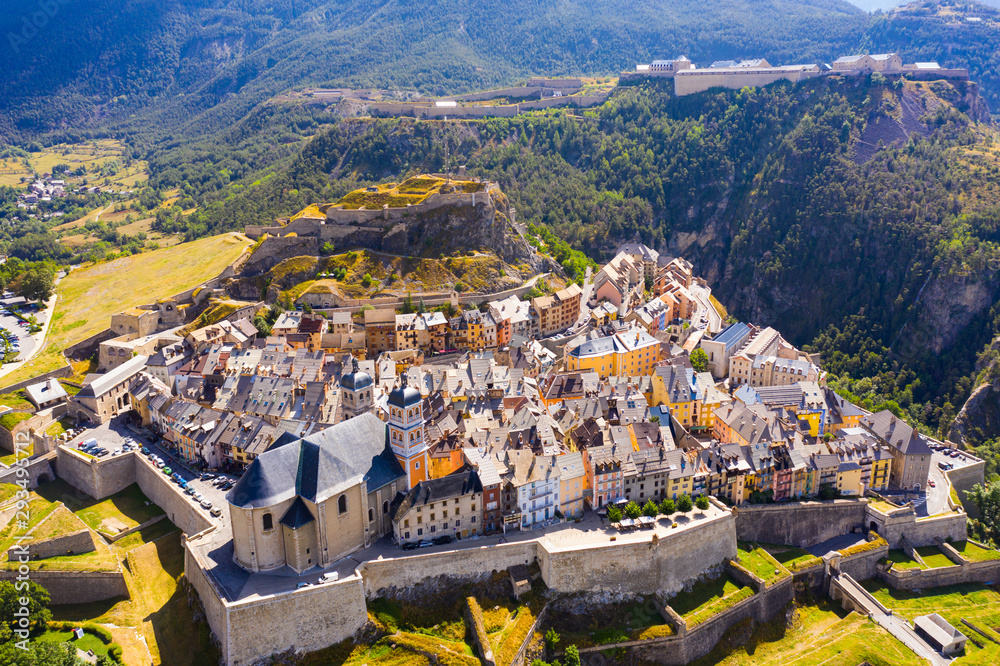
[243,174,539,272]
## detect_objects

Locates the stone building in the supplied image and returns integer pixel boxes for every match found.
[227,413,406,573]
[391,465,484,544]
[861,410,932,492]
[71,354,149,424]
[339,358,374,422]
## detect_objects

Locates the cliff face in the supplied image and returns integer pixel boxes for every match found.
[949,381,1000,448]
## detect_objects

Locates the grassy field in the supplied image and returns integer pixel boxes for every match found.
[2,233,252,386]
[915,545,958,569]
[881,549,927,570]
[37,480,165,535]
[861,581,1000,665]
[541,596,673,649]
[667,573,755,628]
[951,540,1000,562]
[0,139,147,189]
[35,628,112,657]
[759,544,823,573]
[737,543,791,584]
[690,595,924,666]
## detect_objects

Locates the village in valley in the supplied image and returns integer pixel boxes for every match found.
[2,165,997,666]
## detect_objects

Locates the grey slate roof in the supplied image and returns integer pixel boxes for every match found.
[228,413,404,509]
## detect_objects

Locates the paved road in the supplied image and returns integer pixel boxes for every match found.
[688,283,722,335]
[836,574,950,666]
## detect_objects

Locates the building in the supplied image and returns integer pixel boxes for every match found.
[532,283,583,336]
[226,413,407,573]
[391,466,484,544]
[832,53,902,73]
[700,322,752,378]
[71,354,149,424]
[861,411,932,491]
[387,375,430,487]
[913,614,967,655]
[593,253,643,311]
[24,378,68,410]
[339,358,374,421]
[557,451,586,518]
[729,327,780,385]
[566,328,660,378]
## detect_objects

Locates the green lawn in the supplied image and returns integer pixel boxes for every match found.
[0,390,35,411]
[760,544,823,573]
[0,411,34,430]
[667,574,755,628]
[951,540,1000,563]
[37,480,165,534]
[690,596,925,666]
[35,629,111,657]
[737,542,791,584]
[915,545,958,569]
[46,417,74,438]
[0,496,60,552]
[0,442,32,466]
[881,549,926,570]
[861,581,1000,665]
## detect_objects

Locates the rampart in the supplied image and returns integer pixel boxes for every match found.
[8,528,94,561]
[878,539,1000,590]
[946,460,986,518]
[0,569,128,604]
[674,69,824,96]
[0,451,56,488]
[734,499,867,547]
[866,503,967,548]
[537,509,737,598]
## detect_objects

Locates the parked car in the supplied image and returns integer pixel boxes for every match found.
[193,492,203,501]
[140,447,149,455]
[95,450,109,458]
[295,582,311,590]
[210,507,222,517]
[200,500,212,510]
[432,535,453,546]
[162,467,172,476]
[928,480,936,488]
[319,572,339,583]
[417,540,434,548]
[184,487,195,495]
[201,473,215,481]
[401,542,419,551]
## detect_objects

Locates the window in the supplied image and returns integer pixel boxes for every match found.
[368,508,374,522]
[404,519,409,528]
[405,531,410,539]
[430,525,436,533]
[383,501,389,514]
[471,516,476,523]
[455,519,461,527]
[338,495,348,514]
[262,513,273,531]
[417,528,423,536]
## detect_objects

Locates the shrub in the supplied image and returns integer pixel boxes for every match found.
[624,501,641,519]
[676,494,693,513]
[694,495,710,511]
[607,504,622,522]
[107,644,123,663]
[642,500,659,517]
[83,623,114,644]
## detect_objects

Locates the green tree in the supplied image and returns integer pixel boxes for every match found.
[642,499,659,517]
[565,645,581,666]
[544,627,560,651]
[624,501,641,519]
[0,580,52,631]
[694,495,710,511]
[660,498,675,515]
[676,494,693,513]
[690,348,709,373]
[19,266,55,302]
[606,504,622,522]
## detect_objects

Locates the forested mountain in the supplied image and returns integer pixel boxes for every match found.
[3,0,869,142]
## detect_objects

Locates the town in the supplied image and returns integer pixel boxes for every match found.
[0,226,993,665]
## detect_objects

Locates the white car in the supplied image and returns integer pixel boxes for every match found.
[319,572,339,584]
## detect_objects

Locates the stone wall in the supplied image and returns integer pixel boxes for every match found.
[835,541,889,581]
[947,461,986,519]
[0,453,56,488]
[0,569,128,604]
[734,500,867,548]
[360,541,537,596]
[184,541,231,663]
[537,512,737,598]
[8,529,94,561]
[54,446,136,499]
[878,540,1000,590]
[133,455,213,537]
[869,505,968,548]
[0,365,72,394]
[674,69,822,96]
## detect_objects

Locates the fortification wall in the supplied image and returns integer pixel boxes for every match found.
[674,70,818,96]
[184,541,231,664]
[538,512,737,598]
[0,365,73,394]
[734,500,867,547]
[9,529,94,561]
[240,237,320,276]
[454,87,541,101]
[947,461,985,518]
[879,540,1000,590]
[0,454,56,488]
[360,541,537,596]
[0,411,55,454]
[519,94,608,110]
[869,507,967,548]
[225,574,368,666]
[54,446,136,500]
[0,569,128,604]
[835,542,888,581]
[134,455,213,536]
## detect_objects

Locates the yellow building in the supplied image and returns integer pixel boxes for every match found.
[652,364,699,429]
[558,452,587,518]
[566,328,660,379]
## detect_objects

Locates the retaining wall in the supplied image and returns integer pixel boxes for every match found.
[835,541,889,581]
[360,540,537,596]
[0,453,56,488]
[0,569,128,604]
[54,446,136,499]
[133,455,213,537]
[946,461,986,519]
[869,506,968,548]
[879,541,1000,590]
[537,511,737,598]
[8,529,94,561]
[0,365,72,394]
[734,500,867,547]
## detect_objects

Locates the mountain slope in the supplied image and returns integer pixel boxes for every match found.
[1,0,867,141]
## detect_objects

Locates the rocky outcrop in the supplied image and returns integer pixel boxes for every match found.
[950,382,1000,448]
